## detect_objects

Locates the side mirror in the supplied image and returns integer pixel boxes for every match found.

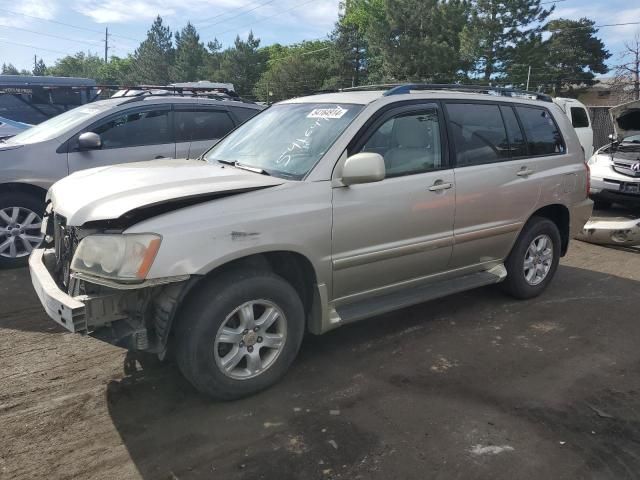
[341,152,385,186]
[78,132,102,150]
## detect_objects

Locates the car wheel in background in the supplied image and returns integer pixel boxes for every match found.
[175,268,305,400]
[0,192,44,268]
[501,216,561,300]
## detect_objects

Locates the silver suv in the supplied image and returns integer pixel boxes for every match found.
[0,95,262,267]
[29,85,593,399]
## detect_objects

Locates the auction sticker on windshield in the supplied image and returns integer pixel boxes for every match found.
[307,106,348,119]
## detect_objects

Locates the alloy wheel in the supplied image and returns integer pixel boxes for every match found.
[0,207,44,259]
[214,300,287,380]
[523,234,553,286]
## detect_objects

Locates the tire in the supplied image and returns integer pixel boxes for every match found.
[0,191,45,269]
[501,217,561,300]
[175,268,305,400]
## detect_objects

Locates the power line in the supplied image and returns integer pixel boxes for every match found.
[0,7,141,43]
[0,38,69,55]
[0,25,103,47]
[197,0,278,30]
[210,0,318,38]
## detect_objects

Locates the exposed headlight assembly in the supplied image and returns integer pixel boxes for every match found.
[71,234,161,281]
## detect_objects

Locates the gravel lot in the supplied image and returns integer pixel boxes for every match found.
[1,240,640,480]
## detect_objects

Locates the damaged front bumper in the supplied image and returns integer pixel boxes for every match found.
[576,213,640,246]
[29,248,193,352]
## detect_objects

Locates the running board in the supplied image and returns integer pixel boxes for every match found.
[334,265,507,326]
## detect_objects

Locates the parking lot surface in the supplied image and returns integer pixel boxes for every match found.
[1,240,640,480]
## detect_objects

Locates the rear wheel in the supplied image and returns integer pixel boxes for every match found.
[0,192,44,268]
[501,217,561,299]
[175,269,305,400]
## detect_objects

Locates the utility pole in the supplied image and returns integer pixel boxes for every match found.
[526,65,531,91]
[104,27,109,63]
[34,55,37,72]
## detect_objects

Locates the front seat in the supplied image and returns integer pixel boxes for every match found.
[384,116,433,175]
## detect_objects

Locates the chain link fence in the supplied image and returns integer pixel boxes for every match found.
[588,106,614,150]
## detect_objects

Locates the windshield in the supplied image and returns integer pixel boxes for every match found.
[622,134,640,143]
[7,103,113,145]
[205,103,363,179]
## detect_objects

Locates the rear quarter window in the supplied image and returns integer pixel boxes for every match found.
[515,106,566,156]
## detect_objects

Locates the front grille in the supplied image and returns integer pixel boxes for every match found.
[613,160,640,178]
[52,213,78,291]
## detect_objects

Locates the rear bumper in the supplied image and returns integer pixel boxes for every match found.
[570,199,594,237]
[29,248,87,333]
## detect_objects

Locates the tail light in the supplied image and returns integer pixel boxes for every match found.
[584,161,591,198]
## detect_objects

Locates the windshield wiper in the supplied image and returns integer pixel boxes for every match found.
[216,159,271,176]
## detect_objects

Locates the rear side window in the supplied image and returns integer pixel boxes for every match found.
[174,109,235,143]
[516,107,566,156]
[570,107,589,128]
[446,103,509,166]
[230,107,260,123]
[500,106,528,157]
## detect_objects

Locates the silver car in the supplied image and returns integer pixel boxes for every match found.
[29,85,593,399]
[589,100,640,209]
[0,95,263,267]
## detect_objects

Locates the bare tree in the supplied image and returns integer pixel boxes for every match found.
[614,34,640,101]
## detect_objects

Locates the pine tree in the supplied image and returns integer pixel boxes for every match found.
[171,22,207,82]
[129,15,174,85]
[32,58,47,76]
[1,63,20,75]
[542,18,610,93]
[216,32,267,96]
[460,0,554,81]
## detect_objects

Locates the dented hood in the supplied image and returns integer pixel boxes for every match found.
[610,100,640,140]
[49,158,286,226]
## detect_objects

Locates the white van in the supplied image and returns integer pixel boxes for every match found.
[553,97,593,159]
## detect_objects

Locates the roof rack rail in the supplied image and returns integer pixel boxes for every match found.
[342,83,553,102]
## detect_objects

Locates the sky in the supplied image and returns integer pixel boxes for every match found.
[0,0,638,74]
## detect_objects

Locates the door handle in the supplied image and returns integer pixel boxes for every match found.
[516,168,535,177]
[428,181,453,192]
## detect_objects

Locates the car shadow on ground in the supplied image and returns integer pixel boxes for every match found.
[106,265,640,480]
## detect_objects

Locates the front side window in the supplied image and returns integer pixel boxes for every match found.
[91,109,171,149]
[205,103,363,179]
[516,106,566,156]
[174,109,235,143]
[446,103,509,166]
[570,107,590,128]
[361,108,442,177]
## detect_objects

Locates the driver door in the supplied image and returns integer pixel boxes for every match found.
[66,106,175,174]
[331,103,455,300]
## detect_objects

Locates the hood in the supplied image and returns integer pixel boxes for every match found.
[49,159,286,226]
[610,100,640,141]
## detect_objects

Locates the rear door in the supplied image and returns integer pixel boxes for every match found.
[331,103,455,300]
[446,101,566,269]
[67,105,175,173]
[173,105,236,159]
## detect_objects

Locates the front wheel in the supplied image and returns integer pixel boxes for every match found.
[501,217,561,299]
[0,192,45,268]
[175,269,305,400]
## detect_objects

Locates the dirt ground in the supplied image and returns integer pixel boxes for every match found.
[1,239,640,480]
